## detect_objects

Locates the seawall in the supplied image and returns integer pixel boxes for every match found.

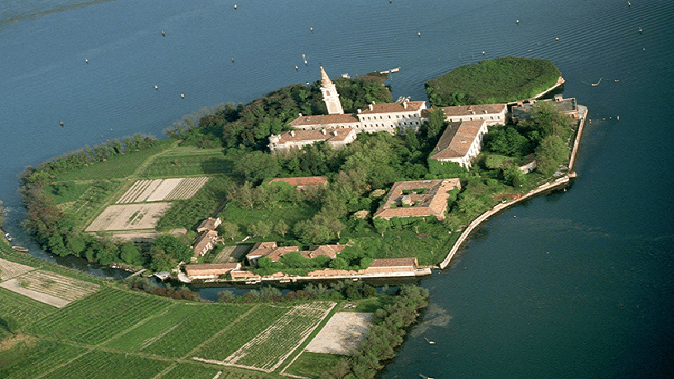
[439,106,588,269]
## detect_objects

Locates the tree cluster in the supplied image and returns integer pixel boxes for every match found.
[324,285,430,379]
[425,57,561,106]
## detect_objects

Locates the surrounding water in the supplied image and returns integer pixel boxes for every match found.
[2,0,673,377]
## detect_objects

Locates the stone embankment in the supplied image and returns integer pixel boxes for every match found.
[439,105,588,269]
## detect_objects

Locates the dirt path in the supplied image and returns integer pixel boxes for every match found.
[0,279,70,308]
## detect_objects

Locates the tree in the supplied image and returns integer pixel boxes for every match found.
[425,108,446,138]
[275,219,289,237]
[535,135,568,176]
[219,222,239,241]
[151,235,192,263]
[486,127,529,156]
[120,242,143,266]
[248,220,272,238]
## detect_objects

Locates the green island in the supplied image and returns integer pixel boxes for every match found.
[1,57,587,378]
[425,57,563,106]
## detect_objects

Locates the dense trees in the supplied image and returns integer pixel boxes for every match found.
[425,57,561,106]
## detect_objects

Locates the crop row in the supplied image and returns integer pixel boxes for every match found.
[140,154,231,177]
[18,270,99,302]
[142,303,253,358]
[226,304,335,371]
[0,287,57,326]
[41,350,171,379]
[117,179,155,203]
[159,364,270,379]
[0,342,88,379]
[164,177,210,200]
[103,303,203,352]
[0,257,34,280]
[24,287,173,344]
[192,305,291,361]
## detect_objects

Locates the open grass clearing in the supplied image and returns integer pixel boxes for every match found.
[283,352,344,379]
[86,202,172,231]
[53,142,173,182]
[305,312,372,355]
[0,257,34,281]
[139,148,233,178]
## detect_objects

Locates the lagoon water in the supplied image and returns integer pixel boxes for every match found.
[1,0,673,377]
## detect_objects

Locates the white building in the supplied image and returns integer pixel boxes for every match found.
[429,119,488,169]
[268,128,357,152]
[439,103,507,126]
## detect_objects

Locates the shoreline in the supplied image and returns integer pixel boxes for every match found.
[438,105,588,269]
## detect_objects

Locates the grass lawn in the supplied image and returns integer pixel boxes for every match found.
[139,147,233,178]
[284,352,344,378]
[53,141,174,181]
[0,287,58,328]
[219,202,320,242]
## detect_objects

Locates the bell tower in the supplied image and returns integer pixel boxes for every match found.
[320,66,344,115]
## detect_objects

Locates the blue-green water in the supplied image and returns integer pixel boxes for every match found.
[2,0,673,377]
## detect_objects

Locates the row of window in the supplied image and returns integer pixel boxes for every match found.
[363,114,418,121]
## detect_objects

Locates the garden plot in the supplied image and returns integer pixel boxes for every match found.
[0,257,34,281]
[116,177,209,203]
[305,312,373,355]
[0,270,99,308]
[200,302,335,372]
[86,203,171,231]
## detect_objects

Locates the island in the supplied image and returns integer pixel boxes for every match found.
[3,57,587,378]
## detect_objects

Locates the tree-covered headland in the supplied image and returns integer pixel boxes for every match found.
[425,57,562,106]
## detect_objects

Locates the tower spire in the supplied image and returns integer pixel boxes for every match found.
[319,67,344,115]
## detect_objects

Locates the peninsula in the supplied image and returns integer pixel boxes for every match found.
[17,57,585,285]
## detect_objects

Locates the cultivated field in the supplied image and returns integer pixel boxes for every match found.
[116,177,209,203]
[0,257,34,281]
[0,287,58,326]
[196,302,336,372]
[10,270,99,302]
[85,202,172,231]
[24,287,174,344]
[305,312,373,355]
[41,350,172,379]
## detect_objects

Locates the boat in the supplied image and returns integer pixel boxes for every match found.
[11,246,29,253]
[424,337,436,345]
[379,67,400,74]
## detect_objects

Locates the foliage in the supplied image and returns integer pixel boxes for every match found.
[485,126,530,157]
[535,135,569,176]
[425,57,561,106]
[157,176,235,231]
[285,352,345,379]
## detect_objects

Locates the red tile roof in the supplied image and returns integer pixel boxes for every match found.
[373,179,461,220]
[193,230,218,257]
[359,101,425,114]
[267,176,328,187]
[275,128,354,144]
[289,114,360,127]
[197,217,221,232]
[430,120,486,160]
[369,257,418,268]
[441,104,507,117]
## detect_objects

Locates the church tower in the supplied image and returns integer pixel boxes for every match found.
[320,66,344,115]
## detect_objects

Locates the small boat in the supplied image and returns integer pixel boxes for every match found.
[419,374,434,379]
[161,31,165,37]
[424,337,436,345]
[591,78,603,87]
[180,93,185,99]
[12,246,29,253]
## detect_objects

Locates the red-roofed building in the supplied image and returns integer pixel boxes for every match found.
[193,230,219,258]
[373,179,461,221]
[439,104,507,126]
[429,119,488,169]
[197,217,221,233]
[355,98,427,133]
[268,128,357,152]
[245,241,346,266]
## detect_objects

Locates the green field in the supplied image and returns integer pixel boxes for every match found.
[139,148,233,178]
[53,142,173,181]
[158,364,273,379]
[284,352,344,378]
[193,304,290,361]
[0,341,89,379]
[141,302,254,358]
[41,350,172,379]
[0,287,57,328]
[24,287,174,344]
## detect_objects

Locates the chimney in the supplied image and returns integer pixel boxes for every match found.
[483,110,488,114]
[368,104,373,111]
[357,109,362,113]
[290,130,295,137]
[298,112,302,117]
[332,130,338,136]
[403,101,408,109]
[321,129,327,135]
